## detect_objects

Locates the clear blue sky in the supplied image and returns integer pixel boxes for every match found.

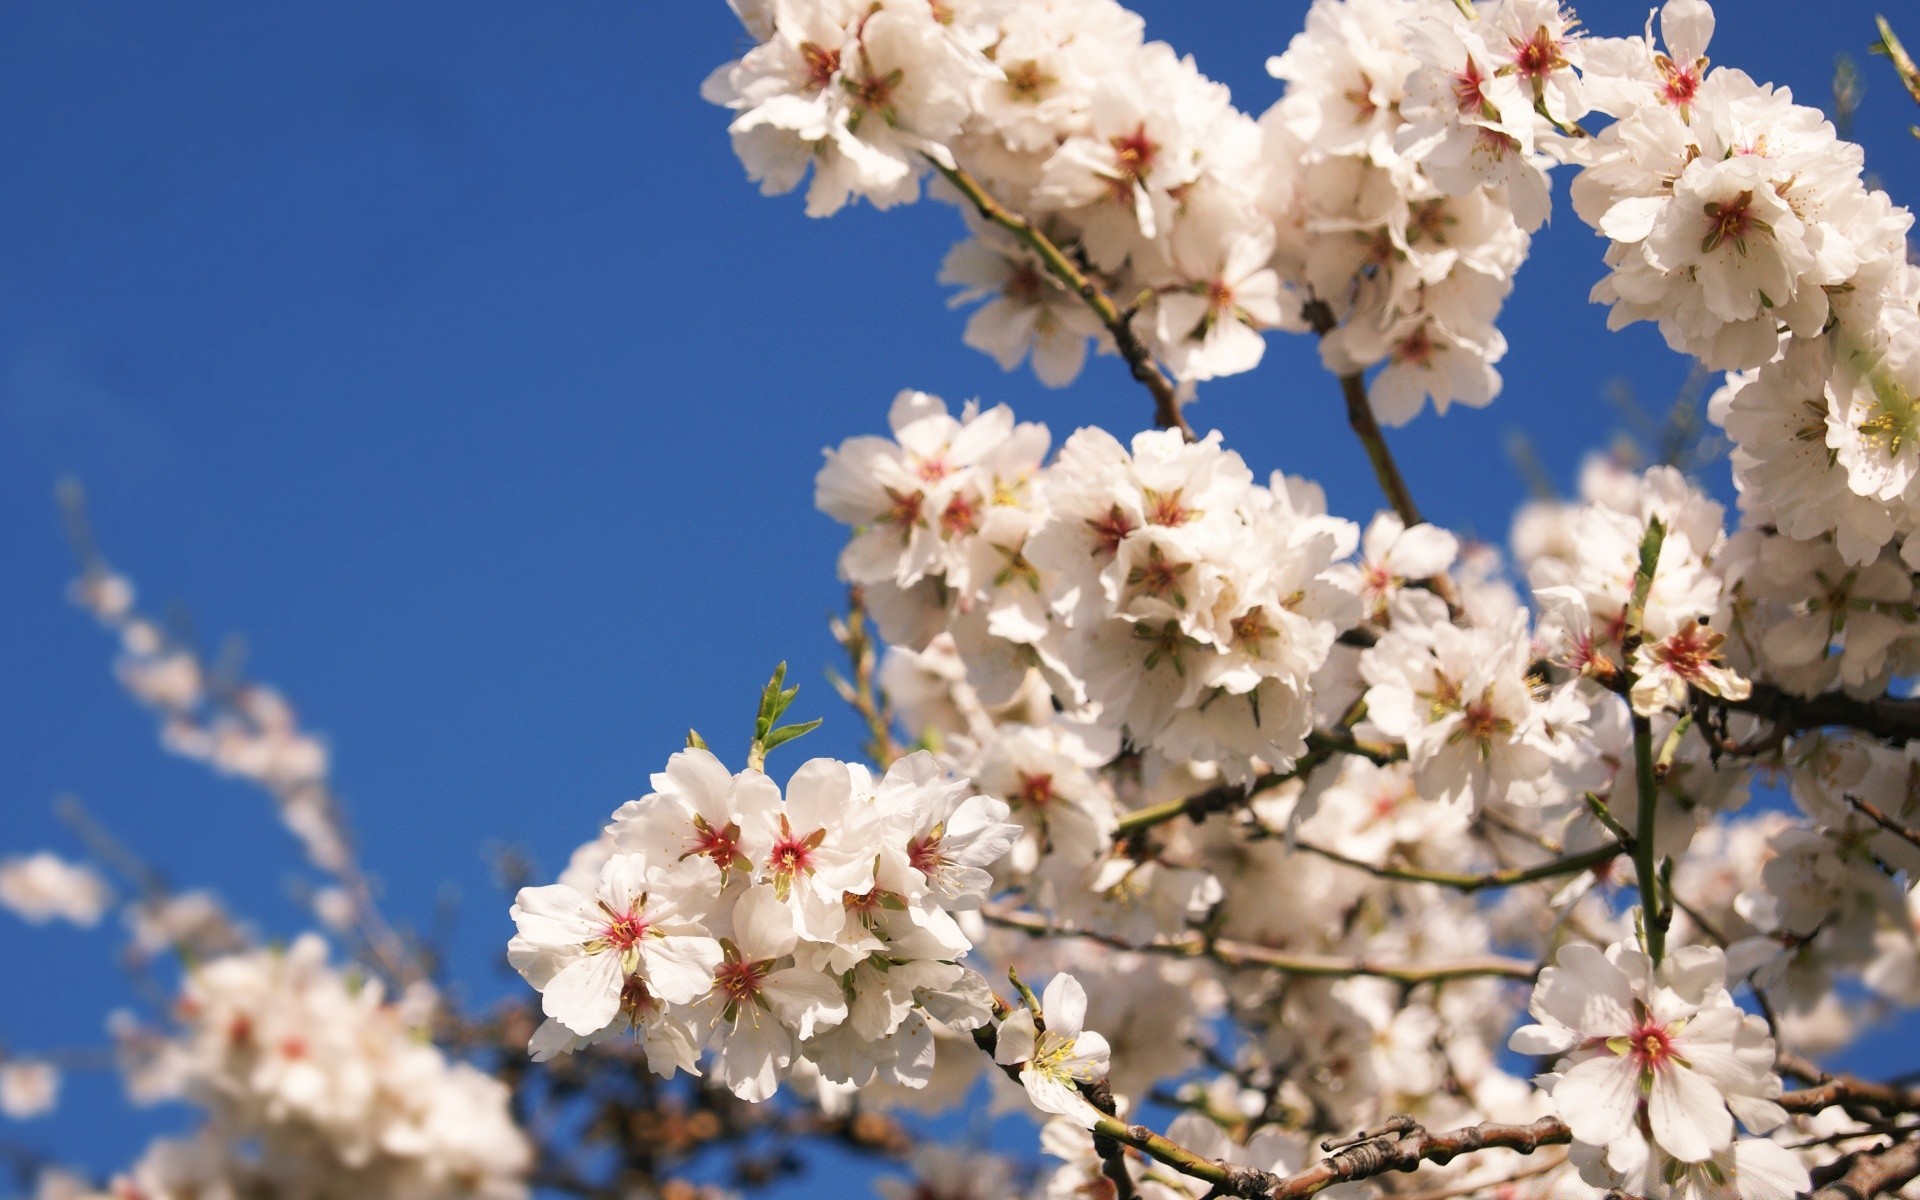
[2,0,1916,1191]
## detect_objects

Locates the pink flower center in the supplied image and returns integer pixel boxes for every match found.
[1657,57,1700,108]
[686,817,743,871]
[1016,772,1055,810]
[908,834,944,874]
[941,492,980,538]
[1453,59,1490,113]
[1110,125,1157,183]
[714,958,770,1006]
[1509,28,1564,83]
[768,818,818,879]
[1144,488,1193,528]
[1394,324,1437,367]
[1627,1020,1678,1070]
[601,907,649,950]
[882,486,924,528]
[799,43,840,92]
[1086,505,1138,557]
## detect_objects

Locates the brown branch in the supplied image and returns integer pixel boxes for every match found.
[1113,726,1400,839]
[1842,793,1920,856]
[1294,840,1627,894]
[1807,1134,1920,1200]
[828,587,902,768]
[1302,300,1424,531]
[931,160,1192,438]
[1275,1118,1572,1199]
[1714,681,1920,744]
[1778,1053,1920,1117]
[980,904,1538,983]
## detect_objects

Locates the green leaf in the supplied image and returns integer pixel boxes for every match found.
[686,728,708,750]
[762,718,823,753]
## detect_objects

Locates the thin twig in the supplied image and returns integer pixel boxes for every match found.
[1294,841,1626,894]
[980,904,1538,983]
[931,160,1191,438]
[828,587,902,768]
[1843,793,1920,856]
[1113,729,1401,838]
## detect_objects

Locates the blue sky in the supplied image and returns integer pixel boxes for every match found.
[2,0,1918,1191]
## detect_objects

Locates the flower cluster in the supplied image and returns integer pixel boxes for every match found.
[71,564,348,875]
[137,935,531,1199]
[818,391,1360,778]
[704,0,1284,387]
[1514,940,1804,1196]
[510,747,1016,1102]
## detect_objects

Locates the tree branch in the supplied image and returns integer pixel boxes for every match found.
[1807,1134,1920,1200]
[828,587,903,769]
[979,904,1538,983]
[1302,301,1423,530]
[930,160,1192,438]
[1113,728,1401,838]
[1294,840,1627,894]
[1842,793,1920,856]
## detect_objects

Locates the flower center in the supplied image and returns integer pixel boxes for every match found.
[1701,190,1766,254]
[686,815,743,872]
[1087,505,1138,557]
[1509,28,1565,83]
[799,42,840,92]
[714,957,770,1007]
[601,906,649,950]
[1143,487,1194,527]
[1627,1020,1677,1069]
[1658,58,1701,108]
[1110,124,1157,183]
[941,492,981,538]
[908,834,945,874]
[1016,772,1055,810]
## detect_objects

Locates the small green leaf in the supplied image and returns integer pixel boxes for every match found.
[686,728,708,750]
[762,718,824,754]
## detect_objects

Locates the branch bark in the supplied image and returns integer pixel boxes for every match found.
[1807,1135,1920,1200]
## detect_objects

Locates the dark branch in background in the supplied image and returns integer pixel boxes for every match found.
[1842,793,1920,856]
[1714,680,1920,743]
[1808,1136,1920,1200]
[930,160,1193,438]
[1297,839,1626,894]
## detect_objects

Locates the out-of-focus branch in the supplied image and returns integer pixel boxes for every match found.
[1807,1134,1920,1200]
[56,481,427,989]
[828,587,902,769]
[1714,682,1920,743]
[980,903,1537,983]
[1778,1052,1920,1117]
[1842,793,1920,855]
[1873,17,1920,123]
[1295,840,1627,894]
[930,160,1193,438]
